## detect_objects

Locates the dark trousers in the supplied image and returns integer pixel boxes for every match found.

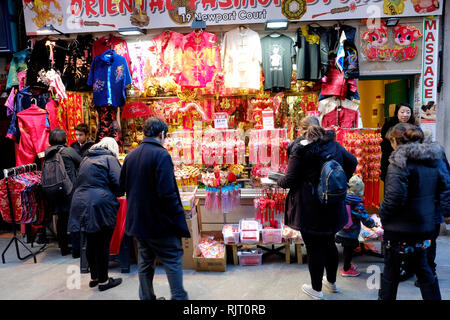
[56,211,70,252]
[86,229,114,283]
[302,232,339,292]
[343,242,359,271]
[379,240,441,300]
[427,224,440,275]
[136,236,188,300]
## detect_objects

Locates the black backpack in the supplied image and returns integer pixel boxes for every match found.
[317,155,348,204]
[41,148,73,198]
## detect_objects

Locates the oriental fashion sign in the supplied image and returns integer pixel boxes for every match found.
[23,0,442,34]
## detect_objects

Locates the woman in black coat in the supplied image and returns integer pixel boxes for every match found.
[380,103,416,182]
[378,123,450,300]
[277,126,357,299]
[69,137,124,292]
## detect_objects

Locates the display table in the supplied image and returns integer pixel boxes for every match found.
[230,240,305,265]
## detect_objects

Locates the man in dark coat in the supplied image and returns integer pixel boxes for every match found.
[70,123,94,157]
[120,117,190,300]
[277,128,357,299]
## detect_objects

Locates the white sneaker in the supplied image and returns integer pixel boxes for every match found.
[322,276,340,293]
[301,284,324,300]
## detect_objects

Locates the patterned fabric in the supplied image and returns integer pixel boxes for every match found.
[96,106,122,147]
[0,172,46,226]
[6,49,30,90]
[17,70,27,91]
[88,49,132,108]
[16,105,50,166]
[59,92,84,146]
[128,41,154,92]
[149,31,184,80]
[62,35,93,92]
[178,30,221,91]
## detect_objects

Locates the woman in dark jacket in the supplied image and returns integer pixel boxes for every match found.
[69,137,124,292]
[380,103,416,182]
[378,123,450,300]
[277,125,357,299]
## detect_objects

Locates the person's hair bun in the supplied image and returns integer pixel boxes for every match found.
[404,127,424,143]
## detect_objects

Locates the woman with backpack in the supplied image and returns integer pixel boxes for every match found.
[378,123,450,300]
[68,137,124,291]
[42,129,82,256]
[277,125,357,300]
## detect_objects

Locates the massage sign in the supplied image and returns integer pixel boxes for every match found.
[22,0,442,35]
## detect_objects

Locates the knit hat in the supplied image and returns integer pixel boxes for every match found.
[348,175,364,197]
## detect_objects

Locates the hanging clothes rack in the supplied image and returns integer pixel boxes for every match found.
[1,163,46,264]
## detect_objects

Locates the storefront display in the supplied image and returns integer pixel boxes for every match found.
[4,3,440,272]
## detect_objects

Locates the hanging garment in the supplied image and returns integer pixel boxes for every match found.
[62,34,93,92]
[17,70,27,91]
[221,27,262,90]
[321,107,359,129]
[4,88,16,117]
[93,34,132,73]
[26,39,68,89]
[178,30,221,90]
[320,65,347,98]
[296,26,329,81]
[6,49,30,90]
[0,171,46,226]
[148,30,184,80]
[261,34,296,91]
[88,49,132,108]
[6,87,51,142]
[96,105,122,146]
[110,197,127,255]
[57,92,84,146]
[128,41,153,92]
[16,105,50,166]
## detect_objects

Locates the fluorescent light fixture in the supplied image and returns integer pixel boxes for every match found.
[37,24,67,36]
[385,18,400,27]
[118,27,146,36]
[265,19,289,31]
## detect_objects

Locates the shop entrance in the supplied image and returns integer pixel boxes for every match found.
[359,75,415,129]
[358,75,415,207]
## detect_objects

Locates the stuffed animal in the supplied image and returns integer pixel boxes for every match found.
[391,24,423,62]
[362,22,392,61]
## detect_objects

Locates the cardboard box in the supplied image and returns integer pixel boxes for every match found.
[192,232,227,272]
[182,213,199,269]
[193,249,227,272]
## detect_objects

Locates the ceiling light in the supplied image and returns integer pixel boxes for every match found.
[118,27,146,36]
[385,18,400,27]
[265,19,289,31]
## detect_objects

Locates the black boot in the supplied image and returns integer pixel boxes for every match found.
[419,277,442,300]
[378,275,398,301]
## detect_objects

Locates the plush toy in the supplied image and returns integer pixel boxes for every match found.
[391,24,422,62]
[411,0,439,13]
[362,22,391,61]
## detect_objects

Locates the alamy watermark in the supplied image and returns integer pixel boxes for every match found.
[66,265,81,290]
